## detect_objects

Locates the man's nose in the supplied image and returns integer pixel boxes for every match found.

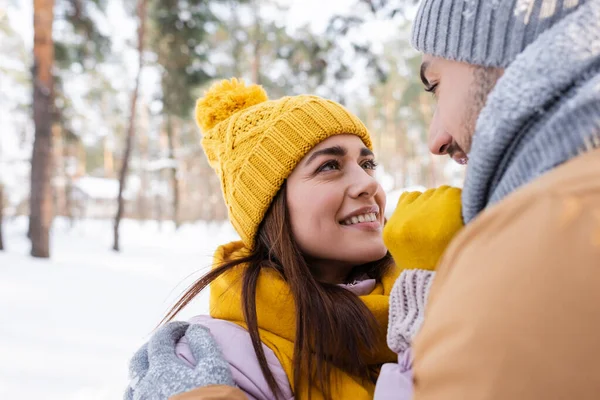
[428,111,453,155]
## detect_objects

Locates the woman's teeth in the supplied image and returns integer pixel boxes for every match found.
[341,213,378,225]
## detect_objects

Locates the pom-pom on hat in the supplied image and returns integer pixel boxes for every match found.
[196,78,373,248]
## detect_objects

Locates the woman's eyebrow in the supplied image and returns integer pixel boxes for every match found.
[304,146,346,166]
[361,148,374,157]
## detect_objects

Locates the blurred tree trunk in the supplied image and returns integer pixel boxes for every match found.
[166,114,180,228]
[30,0,55,258]
[113,0,147,252]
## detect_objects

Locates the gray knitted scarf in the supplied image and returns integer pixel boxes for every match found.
[462,0,600,223]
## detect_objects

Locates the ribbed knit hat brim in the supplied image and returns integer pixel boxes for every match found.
[412,0,586,68]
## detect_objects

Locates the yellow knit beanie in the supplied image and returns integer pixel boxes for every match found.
[196,78,373,247]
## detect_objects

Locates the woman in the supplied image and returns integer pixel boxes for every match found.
[125,78,461,400]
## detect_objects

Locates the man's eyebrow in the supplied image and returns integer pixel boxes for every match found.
[304,145,347,166]
[420,61,431,87]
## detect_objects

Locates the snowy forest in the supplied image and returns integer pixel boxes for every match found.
[1,0,463,398]
[1,0,463,257]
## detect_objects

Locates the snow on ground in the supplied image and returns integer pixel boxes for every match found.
[0,217,238,400]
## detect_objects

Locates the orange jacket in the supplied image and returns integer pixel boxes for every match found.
[413,148,600,399]
[170,385,247,400]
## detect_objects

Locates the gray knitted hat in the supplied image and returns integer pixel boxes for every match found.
[411,0,588,68]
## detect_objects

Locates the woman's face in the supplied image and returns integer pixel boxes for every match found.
[286,134,387,282]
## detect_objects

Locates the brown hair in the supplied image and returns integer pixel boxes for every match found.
[163,183,393,399]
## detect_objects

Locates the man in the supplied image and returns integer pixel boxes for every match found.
[410,0,600,399]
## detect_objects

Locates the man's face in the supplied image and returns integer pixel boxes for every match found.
[419,55,502,165]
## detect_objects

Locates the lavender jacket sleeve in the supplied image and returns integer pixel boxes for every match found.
[374,348,414,400]
[175,315,293,400]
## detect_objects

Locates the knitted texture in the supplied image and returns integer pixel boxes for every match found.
[387,269,435,354]
[411,0,586,68]
[462,0,600,222]
[124,322,234,400]
[196,79,373,247]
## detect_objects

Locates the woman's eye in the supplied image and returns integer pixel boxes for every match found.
[362,159,378,170]
[317,160,340,172]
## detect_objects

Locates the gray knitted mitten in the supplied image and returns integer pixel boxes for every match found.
[387,269,435,354]
[124,321,234,400]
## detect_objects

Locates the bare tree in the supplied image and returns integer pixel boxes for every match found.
[113,0,148,252]
[30,0,55,258]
